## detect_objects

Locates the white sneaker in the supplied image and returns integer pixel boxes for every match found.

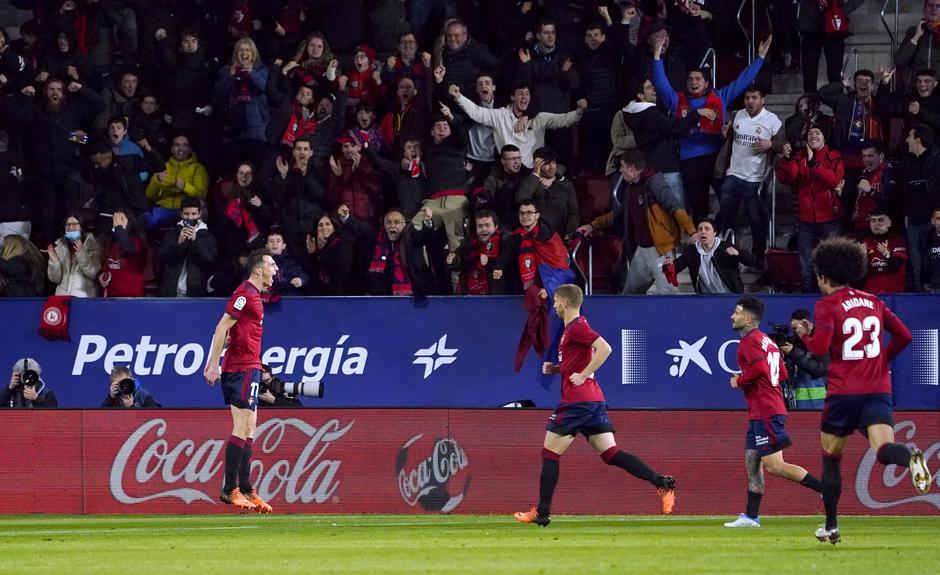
[724,513,760,527]
[910,448,932,495]
[815,526,840,544]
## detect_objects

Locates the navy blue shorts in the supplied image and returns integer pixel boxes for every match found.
[546,402,616,437]
[821,393,894,437]
[745,415,792,457]
[221,369,260,411]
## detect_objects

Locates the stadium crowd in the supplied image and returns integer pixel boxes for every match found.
[0,0,938,298]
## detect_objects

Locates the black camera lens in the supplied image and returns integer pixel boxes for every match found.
[21,369,39,387]
[118,378,136,396]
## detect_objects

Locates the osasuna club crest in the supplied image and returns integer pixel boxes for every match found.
[43,307,63,325]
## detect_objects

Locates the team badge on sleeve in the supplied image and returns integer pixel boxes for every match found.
[233,296,247,311]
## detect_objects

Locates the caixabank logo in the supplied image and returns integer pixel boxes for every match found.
[396,434,470,513]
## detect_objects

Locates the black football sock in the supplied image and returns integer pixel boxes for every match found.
[746,490,763,519]
[537,449,561,517]
[876,443,912,467]
[821,452,842,531]
[601,447,658,485]
[223,436,245,494]
[800,472,823,493]
[238,437,255,493]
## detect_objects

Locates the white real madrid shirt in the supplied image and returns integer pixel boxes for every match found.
[726,108,782,183]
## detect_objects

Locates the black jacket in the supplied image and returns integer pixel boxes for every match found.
[442,38,501,96]
[158,46,216,132]
[307,234,354,295]
[575,41,619,108]
[622,101,690,174]
[101,386,161,408]
[93,149,165,218]
[3,85,106,176]
[270,167,327,255]
[0,380,57,408]
[817,82,886,152]
[365,146,428,219]
[0,255,40,297]
[479,164,531,231]
[671,241,759,294]
[516,172,579,237]
[518,43,579,114]
[897,148,940,224]
[158,223,219,297]
[348,216,450,296]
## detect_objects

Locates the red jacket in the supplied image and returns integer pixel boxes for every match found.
[102,234,148,297]
[776,146,845,224]
[328,155,382,224]
[861,231,908,293]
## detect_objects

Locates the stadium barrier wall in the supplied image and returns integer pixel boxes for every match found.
[1,295,939,409]
[2,409,937,516]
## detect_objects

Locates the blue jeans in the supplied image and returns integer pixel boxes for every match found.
[716,175,767,257]
[647,171,686,214]
[906,222,931,290]
[797,220,842,292]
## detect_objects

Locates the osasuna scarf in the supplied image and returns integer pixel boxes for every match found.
[281,103,317,147]
[677,90,723,135]
[466,231,502,295]
[369,231,412,295]
[513,224,569,290]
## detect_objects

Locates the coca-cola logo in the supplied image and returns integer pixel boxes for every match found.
[396,434,470,513]
[110,417,354,505]
[855,420,940,509]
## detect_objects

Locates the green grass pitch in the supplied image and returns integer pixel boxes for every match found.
[2,514,937,574]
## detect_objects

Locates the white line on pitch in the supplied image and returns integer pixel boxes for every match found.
[0,525,259,537]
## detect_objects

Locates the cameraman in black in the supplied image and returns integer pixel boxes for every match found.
[1,358,58,408]
[772,309,829,410]
[102,366,161,408]
[258,364,303,408]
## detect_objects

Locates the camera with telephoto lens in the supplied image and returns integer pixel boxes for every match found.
[281,377,324,399]
[766,321,804,350]
[118,377,136,396]
[259,376,285,396]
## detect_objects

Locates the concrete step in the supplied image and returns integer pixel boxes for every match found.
[849,12,921,35]
[854,0,924,16]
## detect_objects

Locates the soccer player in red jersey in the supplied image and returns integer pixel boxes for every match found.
[513,284,676,526]
[724,296,822,528]
[203,250,279,513]
[803,237,931,544]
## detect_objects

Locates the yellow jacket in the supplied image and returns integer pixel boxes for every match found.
[145,154,208,209]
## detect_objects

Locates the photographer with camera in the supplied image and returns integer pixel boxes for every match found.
[1,358,58,408]
[257,364,303,408]
[771,309,829,410]
[101,366,161,408]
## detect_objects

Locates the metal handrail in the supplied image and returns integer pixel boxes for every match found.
[737,0,753,64]
[569,232,590,295]
[841,47,860,77]
[700,48,717,87]
[880,0,900,90]
[737,0,773,65]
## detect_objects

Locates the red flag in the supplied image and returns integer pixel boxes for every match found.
[39,296,73,341]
